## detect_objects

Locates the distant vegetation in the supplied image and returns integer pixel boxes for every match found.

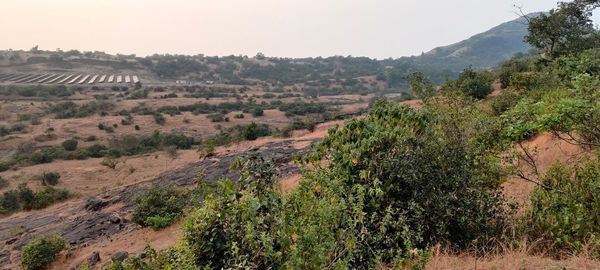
[0,183,71,216]
[0,14,532,91]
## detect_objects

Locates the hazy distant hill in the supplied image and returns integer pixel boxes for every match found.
[381,14,537,85]
[0,14,536,87]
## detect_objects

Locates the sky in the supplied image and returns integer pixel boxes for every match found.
[0,0,587,59]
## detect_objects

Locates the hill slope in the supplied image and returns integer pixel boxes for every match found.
[383,14,536,84]
[422,14,534,68]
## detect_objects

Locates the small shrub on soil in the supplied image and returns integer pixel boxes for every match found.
[100,157,118,169]
[21,235,67,270]
[133,184,185,230]
[61,139,78,151]
[40,171,61,186]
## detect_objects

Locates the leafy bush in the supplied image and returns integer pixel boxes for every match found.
[182,100,508,269]
[207,113,226,122]
[40,171,60,186]
[0,189,20,214]
[103,244,197,270]
[61,139,78,151]
[237,122,271,140]
[153,113,166,125]
[278,120,317,137]
[0,183,71,215]
[526,159,600,257]
[21,235,67,270]
[101,158,118,169]
[48,101,115,119]
[288,99,508,267]
[133,185,185,230]
[28,186,70,210]
[444,67,493,99]
[251,107,264,117]
[182,156,283,269]
[491,90,522,116]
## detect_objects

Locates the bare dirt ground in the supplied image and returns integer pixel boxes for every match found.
[427,250,600,269]
[502,133,589,212]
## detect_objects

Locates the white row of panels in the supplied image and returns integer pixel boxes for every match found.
[0,73,140,85]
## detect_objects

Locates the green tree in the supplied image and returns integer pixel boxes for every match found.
[526,1,600,58]
[408,71,435,99]
[444,67,493,99]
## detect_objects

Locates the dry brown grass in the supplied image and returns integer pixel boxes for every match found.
[427,244,600,270]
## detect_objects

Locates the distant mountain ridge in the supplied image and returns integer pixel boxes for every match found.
[421,13,536,68]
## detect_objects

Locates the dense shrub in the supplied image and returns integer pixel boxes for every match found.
[278,102,328,116]
[61,139,78,151]
[237,122,271,140]
[0,183,70,215]
[288,100,508,267]
[491,90,522,115]
[181,100,507,269]
[206,113,227,122]
[251,107,264,117]
[21,235,67,270]
[444,67,493,99]
[40,171,60,186]
[48,101,115,119]
[182,156,283,269]
[526,159,600,257]
[153,113,167,125]
[278,120,317,137]
[133,185,185,230]
[0,85,72,98]
[100,157,118,169]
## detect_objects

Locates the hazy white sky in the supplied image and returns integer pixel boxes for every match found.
[0,0,580,58]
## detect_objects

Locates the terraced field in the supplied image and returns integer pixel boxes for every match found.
[0,73,141,85]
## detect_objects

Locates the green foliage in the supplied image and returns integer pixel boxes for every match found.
[133,184,185,230]
[101,157,118,169]
[526,1,600,58]
[491,89,522,116]
[251,107,264,117]
[526,159,600,257]
[278,102,328,116]
[40,171,61,186]
[182,100,508,269]
[153,113,166,125]
[2,183,72,213]
[102,244,198,270]
[444,67,493,99]
[277,120,317,137]
[0,85,72,98]
[21,235,67,270]
[48,101,115,119]
[206,113,226,122]
[182,156,283,269]
[501,81,600,143]
[408,71,435,99]
[293,99,508,267]
[62,139,78,151]
[237,122,271,140]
